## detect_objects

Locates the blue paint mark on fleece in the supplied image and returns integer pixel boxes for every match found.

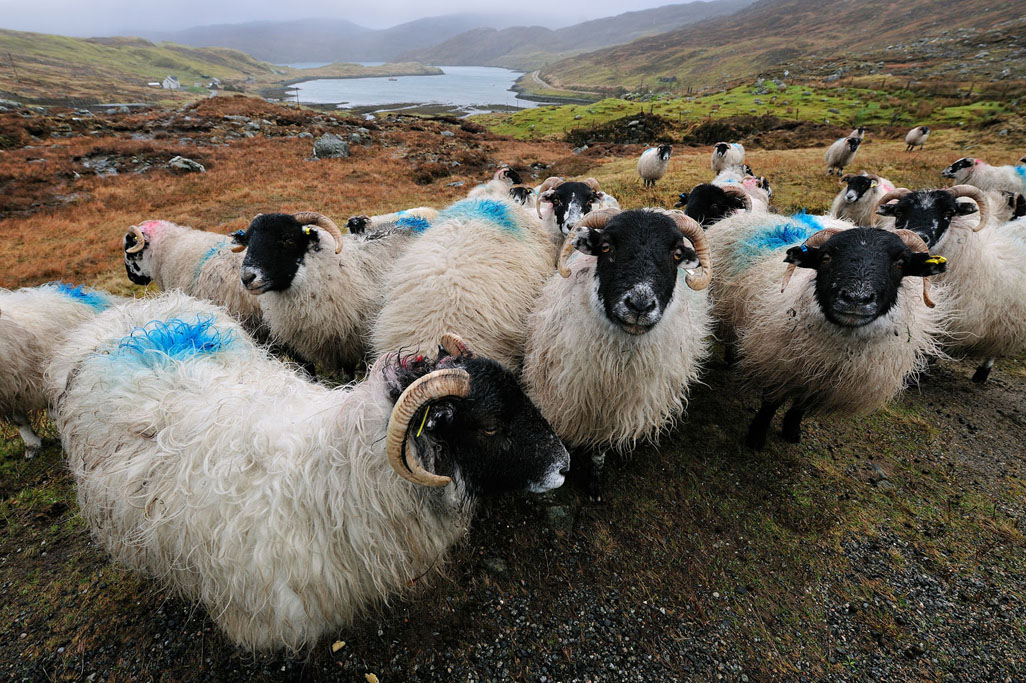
[116,315,234,366]
[437,199,520,235]
[730,211,822,275]
[1014,164,1026,185]
[192,243,226,283]
[395,215,431,233]
[49,282,112,311]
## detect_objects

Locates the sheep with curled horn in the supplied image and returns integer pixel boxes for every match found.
[707,211,948,449]
[675,182,756,229]
[534,175,621,250]
[875,184,1026,383]
[523,208,713,499]
[46,290,570,652]
[1,282,122,458]
[829,171,896,226]
[122,219,265,337]
[233,211,416,376]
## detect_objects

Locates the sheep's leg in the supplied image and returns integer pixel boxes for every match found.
[781,404,805,444]
[745,398,782,451]
[585,449,607,503]
[972,358,995,384]
[11,413,41,459]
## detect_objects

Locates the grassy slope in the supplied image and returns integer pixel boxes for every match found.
[0,29,439,105]
[0,99,1024,678]
[540,0,1026,91]
[476,82,1021,140]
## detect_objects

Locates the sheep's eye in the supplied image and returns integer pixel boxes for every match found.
[673,247,686,262]
[819,254,832,266]
[894,257,906,269]
[601,242,612,254]
[482,426,498,436]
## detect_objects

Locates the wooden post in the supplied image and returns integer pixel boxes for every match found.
[7,52,18,81]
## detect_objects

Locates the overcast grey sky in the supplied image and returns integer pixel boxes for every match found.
[0,0,706,36]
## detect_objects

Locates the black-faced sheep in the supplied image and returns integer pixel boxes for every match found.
[535,176,620,247]
[1,283,120,458]
[675,182,754,228]
[711,142,745,174]
[637,144,672,188]
[824,136,861,176]
[708,216,947,448]
[829,172,896,226]
[941,157,1026,195]
[523,208,712,498]
[233,211,415,375]
[46,291,569,652]
[345,207,438,235]
[904,126,930,152]
[123,219,263,336]
[466,166,524,199]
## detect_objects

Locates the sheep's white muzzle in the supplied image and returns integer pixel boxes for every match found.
[528,447,571,493]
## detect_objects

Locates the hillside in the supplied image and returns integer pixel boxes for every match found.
[396,0,753,70]
[540,0,1026,92]
[0,29,440,105]
[147,14,531,65]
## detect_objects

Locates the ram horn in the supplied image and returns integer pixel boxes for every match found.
[780,227,846,292]
[293,212,344,254]
[839,173,856,185]
[667,211,712,291]
[535,177,565,219]
[558,209,619,278]
[581,177,601,192]
[385,368,471,487]
[719,183,752,211]
[125,225,146,254]
[872,187,911,227]
[439,332,474,358]
[895,229,938,308]
[946,184,990,232]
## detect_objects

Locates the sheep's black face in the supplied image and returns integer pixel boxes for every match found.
[846,138,861,153]
[346,216,371,235]
[122,232,151,285]
[941,157,974,179]
[714,142,730,157]
[784,229,946,328]
[680,183,746,227]
[658,144,672,161]
[921,126,930,134]
[499,167,523,185]
[1009,192,1026,219]
[542,181,603,234]
[236,213,320,294]
[392,353,569,496]
[509,186,533,205]
[573,210,697,334]
[842,175,876,205]
[875,190,977,247]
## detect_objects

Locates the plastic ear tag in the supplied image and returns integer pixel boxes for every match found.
[800,244,809,252]
[871,182,877,188]
[303,226,313,235]
[924,255,946,265]
[415,404,431,437]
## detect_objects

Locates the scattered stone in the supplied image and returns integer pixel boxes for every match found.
[828,108,840,114]
[446,180,465,187]
[440,130,455,137]
[483,557,509,576]
[313,133,350,159]
[245,121,261,131]
[572,145,588,155]
[167,156,206,173]
[298,132,314,139]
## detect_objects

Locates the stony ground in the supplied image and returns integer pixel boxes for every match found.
[1,96,1024,681]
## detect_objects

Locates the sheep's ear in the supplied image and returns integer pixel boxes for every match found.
[675,192,688,208]
[1014,194,1026,218]
[301,225,322,249]
[783,244,822,270]
[955,201,979,216]
[572,227,604,256]
[423,401,456,432]
[229,229,246,248]
[904,253,947,278]
[876,202,897,217]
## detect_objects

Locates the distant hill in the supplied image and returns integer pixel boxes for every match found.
[540,0,1026,91]
[396,1,753,70]
[145,14,537,64]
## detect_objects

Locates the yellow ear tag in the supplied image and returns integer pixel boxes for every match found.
[924,255,946,265]
[871,182,877,188]
[303,226,314,235]
[415,404,431,437]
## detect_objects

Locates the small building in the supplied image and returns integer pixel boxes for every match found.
[161,76,180,91]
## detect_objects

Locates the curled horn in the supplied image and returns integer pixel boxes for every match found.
[780,228,845,292]
[536,176,565,218]
[558,209,619,277]
[125,225,146,254]
[293,211,344,253]
[872,187,911,227]
[947,184,989,232]
[719,183,752,211]
[839,173,856,185]
[667,211,712,291]
[894,229,937,308]
[385,368,471,487]
[581,177,601,192]
[439,332,474,358]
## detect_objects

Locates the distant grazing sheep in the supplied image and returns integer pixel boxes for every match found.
[824,136,861,176]
[711,142,745,174]
[637,145,672,188]
[904,125,930,151]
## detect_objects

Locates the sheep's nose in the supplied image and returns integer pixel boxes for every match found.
[624,291,657,314]
[838,288,875,307]
[240,270,256,287]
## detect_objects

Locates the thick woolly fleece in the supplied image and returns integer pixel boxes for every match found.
[372,197,558,370]
[523,250,712,451]
[46,291,472,652]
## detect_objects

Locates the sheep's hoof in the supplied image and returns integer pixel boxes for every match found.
[781,409,803,444]
[972,365,992,384]
[745,426,768,451]
[23,445,39,460]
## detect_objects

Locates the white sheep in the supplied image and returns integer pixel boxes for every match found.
[1,283,120,457]
[711,142,745,174]
[465,166,523,199]
[523,208,712,498]
[637,145,672,188]
[829,171,896,226]
[941,157,1026,195]
[345,207,439,235]
[372,196,555,370]
[904,125,930,151]
[534,176,620,248]
[123,219,263,336]
[46,291,570,652]
[824,136,861,176]
[235,212,415,375]
[707,213,948,448]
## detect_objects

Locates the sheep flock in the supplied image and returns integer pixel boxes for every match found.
[2,122,1025,655]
